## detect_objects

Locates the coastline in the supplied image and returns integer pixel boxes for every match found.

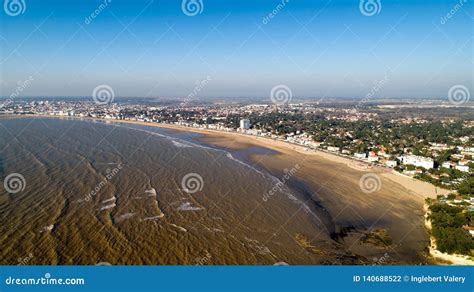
[2,114,449,200]
[1,114,455,264]
[97,117,449,200]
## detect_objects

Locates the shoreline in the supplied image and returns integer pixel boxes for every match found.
[2,114,450,200]
[98,118,450,200]
[1,114,454,264]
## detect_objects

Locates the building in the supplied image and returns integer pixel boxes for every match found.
[399,155,434,169]
[385,160,397,168]
[368,151,379,162]
[441,161,453,169]
[327,146,340,152]
[239,119,251,130]
[453,196,463,203]
[455,165,470,173]
[377,149,390,158]
[462,225,474,237]
[354,152,366,159]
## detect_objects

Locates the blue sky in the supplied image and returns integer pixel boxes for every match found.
[0,0,472,99]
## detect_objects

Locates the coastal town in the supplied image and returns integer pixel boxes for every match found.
[1,98,473,262]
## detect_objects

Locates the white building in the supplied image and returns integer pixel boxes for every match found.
[354,153,367,159]
[327,146,340,152]
[239,119,251,130]
[385,160,397,168]
[455,165,470,173]
[399,155,434,169]
[441,161,453,169]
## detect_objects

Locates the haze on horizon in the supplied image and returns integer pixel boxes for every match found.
[0,0,472,100]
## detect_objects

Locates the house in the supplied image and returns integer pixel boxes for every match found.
[441,161,454,169]
[462,225,474,237]
[385,160,397,168]
[429,143,449,151]
[354,153,366,159]
[377,149,390,158]
[327,146,340,152]
[455,165,470,173]
[454,196,463,203]
[368,151,379,162]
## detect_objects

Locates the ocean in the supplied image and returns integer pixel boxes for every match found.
[0,117,341,265]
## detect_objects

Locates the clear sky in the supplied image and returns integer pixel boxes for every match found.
[0,0,472,99]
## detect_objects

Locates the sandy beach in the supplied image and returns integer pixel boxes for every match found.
[106,119,453,263]
[13,115,453,263]
[105,119,448,199]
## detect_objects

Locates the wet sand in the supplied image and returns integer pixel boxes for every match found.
[113,120,448,200]
[2,116,451,264]
[111,121,450,263]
